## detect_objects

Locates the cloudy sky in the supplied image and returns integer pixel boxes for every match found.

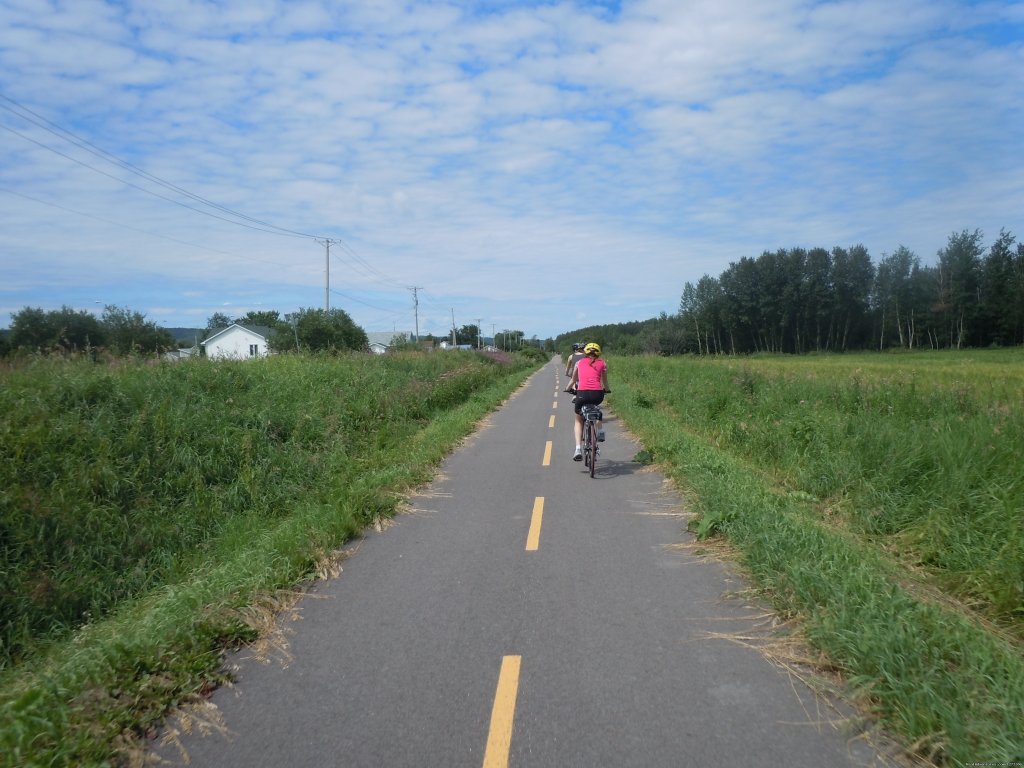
[1,0,1022,340]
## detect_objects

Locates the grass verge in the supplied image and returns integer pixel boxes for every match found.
[613,354,1024,766]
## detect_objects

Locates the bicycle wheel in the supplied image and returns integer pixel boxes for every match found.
[587,420,598,477]
[583,429,591,468]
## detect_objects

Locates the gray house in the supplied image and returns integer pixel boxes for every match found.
[366,331,412,354]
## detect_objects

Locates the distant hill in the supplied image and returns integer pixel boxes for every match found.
[166,328,205,346]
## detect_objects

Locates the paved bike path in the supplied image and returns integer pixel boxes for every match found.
[154,357,889,767]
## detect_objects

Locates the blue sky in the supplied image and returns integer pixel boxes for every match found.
[1,0,1022,340]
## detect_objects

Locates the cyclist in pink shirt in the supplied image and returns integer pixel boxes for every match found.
[568,342,609,461]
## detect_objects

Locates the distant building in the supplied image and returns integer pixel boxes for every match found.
[162,347,198,362]
[201,324,272,359]
[365,331,413,355]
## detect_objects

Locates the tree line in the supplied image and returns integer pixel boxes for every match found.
[204,309,368,353]
[0,305,369,357]
[1,304,555,358]
[2,305,175,357]
[557,229,1024,356]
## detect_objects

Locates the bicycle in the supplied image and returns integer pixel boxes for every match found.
[580,403,603,478]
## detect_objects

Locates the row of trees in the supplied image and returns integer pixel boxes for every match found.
[0,305,371,357]
[212,314,543,353]
[555,317,685,357]
[205,308,368,353]
[1,304,557,358]
[681,229,1024,355]
[557,229,1024,356]
[387,324,552,353]
[3,305,176,356]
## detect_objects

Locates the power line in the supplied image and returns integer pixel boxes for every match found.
[331,249,400,289]
[330,239,409,291]
[0,187,300,270]
[1,121,318,239]
[1,92,318,239]
[328,287,404,314]
[418,288,457,314]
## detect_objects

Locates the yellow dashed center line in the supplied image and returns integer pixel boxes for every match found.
[482,367,559,761]
[525,497,544,551]
[482,655,522,768]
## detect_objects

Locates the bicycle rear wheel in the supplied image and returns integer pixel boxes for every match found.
[587,420,598,477]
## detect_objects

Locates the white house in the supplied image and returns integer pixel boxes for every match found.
[202,324,272,360]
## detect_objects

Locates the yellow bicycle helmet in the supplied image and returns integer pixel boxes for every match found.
[583,342,602,356]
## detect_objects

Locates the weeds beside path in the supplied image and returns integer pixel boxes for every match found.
[614,350,1024,766]
[0,351,541,767]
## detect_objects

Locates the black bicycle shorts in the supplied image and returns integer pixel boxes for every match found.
[573,389,604,414]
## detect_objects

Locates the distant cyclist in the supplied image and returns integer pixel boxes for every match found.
[564,342,586,382]
[569,342,609,461]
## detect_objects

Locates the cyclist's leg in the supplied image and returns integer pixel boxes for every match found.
[573,393,592,460]
[573,405,584,460]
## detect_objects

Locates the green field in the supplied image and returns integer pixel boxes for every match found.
[613,349,1024,765]
[0,351,541,766]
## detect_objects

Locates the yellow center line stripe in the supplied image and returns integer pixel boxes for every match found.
[526,497,544,551]
[482,655,522,768]
[552,400,557,409]
[548,414,555,428]
[542,441,552,466]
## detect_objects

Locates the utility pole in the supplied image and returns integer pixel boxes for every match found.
[410,286,423,343]
[474,318,482,349]
[450,308,457,348]
[316,238,340,312]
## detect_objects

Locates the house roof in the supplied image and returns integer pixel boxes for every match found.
[365,331,412,347]
[201,324,273,345]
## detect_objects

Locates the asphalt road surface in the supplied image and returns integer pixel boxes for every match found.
[153,358,893,767]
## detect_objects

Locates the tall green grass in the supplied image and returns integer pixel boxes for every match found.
[614,350,1024,764]
[0,351,539,766]
[619,350,1023,629]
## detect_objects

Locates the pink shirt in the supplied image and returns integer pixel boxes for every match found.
[576,357,606,390]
